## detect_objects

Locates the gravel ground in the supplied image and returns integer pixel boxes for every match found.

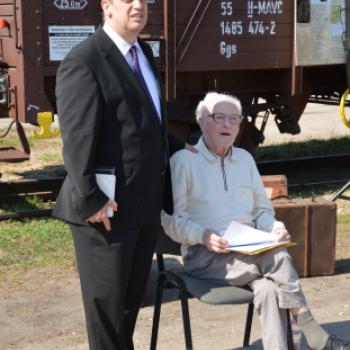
[0,101,349,349]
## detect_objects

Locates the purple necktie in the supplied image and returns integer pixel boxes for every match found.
[130,45,162,124]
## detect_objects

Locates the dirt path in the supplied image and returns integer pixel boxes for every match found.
[1,252,349,350]
[1,102,349,349]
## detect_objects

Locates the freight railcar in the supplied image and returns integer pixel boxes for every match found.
[0,0,347,162]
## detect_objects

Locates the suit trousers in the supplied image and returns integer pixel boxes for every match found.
[184,245,307,350]
[70,219,160,350]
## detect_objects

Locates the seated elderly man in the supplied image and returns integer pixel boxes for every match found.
[161,92,349,350]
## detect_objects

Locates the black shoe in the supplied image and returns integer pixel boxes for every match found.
[322,336,349,350]
[308,336,349,350]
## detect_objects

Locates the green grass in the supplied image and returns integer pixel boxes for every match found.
[0,128,62,151]
[1,128,64,180]
[290,186,347,199]
[0,197,72,284]
[253,136,350,162]
[0,196,53,213]
[253,136,350,192]
[0,218,73,283]
[337,214,350,234]
[0,134,24,149]
[36,151,62,162]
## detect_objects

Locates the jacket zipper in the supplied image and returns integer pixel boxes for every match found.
[221,158,228,191]
[203,141,229,191]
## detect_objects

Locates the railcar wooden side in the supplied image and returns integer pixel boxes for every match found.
[0,0,347,158]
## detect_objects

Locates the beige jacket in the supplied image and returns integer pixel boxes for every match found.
[161,137,285,258]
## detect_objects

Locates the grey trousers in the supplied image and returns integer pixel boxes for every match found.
[184,245,307,350]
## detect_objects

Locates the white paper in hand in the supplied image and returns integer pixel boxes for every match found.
[221,221,277,247]
[95,174,116,217]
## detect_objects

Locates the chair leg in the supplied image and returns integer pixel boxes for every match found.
[286,309,294,350]
[243,303,254,347]
[178,283,193,350]
[151,271,193,350]
[150,274,166,350]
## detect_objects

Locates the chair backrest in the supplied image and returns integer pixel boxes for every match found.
[156,226,182,256]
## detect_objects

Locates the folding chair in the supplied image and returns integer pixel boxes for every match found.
[150,227,294,350]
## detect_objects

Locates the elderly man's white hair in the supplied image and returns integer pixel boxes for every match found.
[195,92,242,122]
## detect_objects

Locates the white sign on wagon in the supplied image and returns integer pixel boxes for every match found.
[49,26,95,61]
[54,0,88,10]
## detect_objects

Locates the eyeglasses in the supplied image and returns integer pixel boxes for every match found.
[207,113,243,124]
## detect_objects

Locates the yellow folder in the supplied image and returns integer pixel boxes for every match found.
[226,242,297,255]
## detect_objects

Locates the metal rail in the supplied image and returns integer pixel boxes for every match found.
[0,177,63,202]
[1,152,350,220]
[0,209,53,220]
[1,178,348,221]
[288,179,350,192]
[308,96,343,105]
[256,153,350,175]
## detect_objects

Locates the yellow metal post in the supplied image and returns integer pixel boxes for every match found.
[31,112,60,139]
[340,88,350,129]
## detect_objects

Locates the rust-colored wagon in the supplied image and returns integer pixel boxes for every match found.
[0,0,347,162]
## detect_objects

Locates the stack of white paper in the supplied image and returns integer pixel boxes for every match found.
[95,173,116,218]
[220,221,296,255]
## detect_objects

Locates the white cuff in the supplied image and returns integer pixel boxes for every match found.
[188,226,206,245]
[272,221,286,231]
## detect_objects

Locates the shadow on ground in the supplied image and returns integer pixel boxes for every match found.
[230,320,350,350]
[148,257,350,308]
[335,258,350,275]
[11,164,65,179]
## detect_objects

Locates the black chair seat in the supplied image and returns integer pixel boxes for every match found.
[168,271,254,305]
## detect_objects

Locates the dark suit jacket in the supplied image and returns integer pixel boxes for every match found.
[53,26,184,228]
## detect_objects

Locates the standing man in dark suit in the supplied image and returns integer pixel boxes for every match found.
[53,0,196,348]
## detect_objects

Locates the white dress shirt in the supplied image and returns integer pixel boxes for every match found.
[103,22,162,122]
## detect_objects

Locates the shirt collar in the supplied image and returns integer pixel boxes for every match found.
[197,136,236,162]
[103,22,142,57]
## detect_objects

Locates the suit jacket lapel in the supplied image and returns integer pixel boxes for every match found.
[138,39,167,132]
[96,28,162,130]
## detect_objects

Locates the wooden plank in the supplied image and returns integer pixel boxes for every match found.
[43,56,60,66]
[148,9,293,25]
[41,8,101,24]
[0,0,13,5]
[41,0,101,9]
[176,0,213,67]
[178,51,292,71]
[138,33,164,39]
[173,0,294,11]
[42,52,163,71]
[0,4,13,16]
[177,23,293,40]
[44,65,59,76]
[199,10,293,23]
[143,0,294,11]
[182,50,292,61]
[0,36,18,66]
[186,38,292,53]
[175,69,268,93]
[178,59,292,72]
